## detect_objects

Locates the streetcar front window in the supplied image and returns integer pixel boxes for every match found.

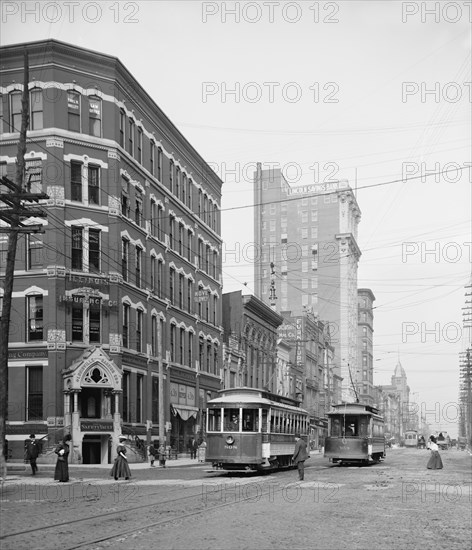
[208,408,222,432]
[224,409,240,431]
[242,409,259,432]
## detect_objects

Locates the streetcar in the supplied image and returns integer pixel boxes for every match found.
[404,430,418,448]
[205,387,309,471]
[324,403,386,465]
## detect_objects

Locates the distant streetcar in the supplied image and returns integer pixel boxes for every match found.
[205,387,309,471]
[404,430,418,448]
[324,403,386,465]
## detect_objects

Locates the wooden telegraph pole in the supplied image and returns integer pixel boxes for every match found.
[0,51,48,476]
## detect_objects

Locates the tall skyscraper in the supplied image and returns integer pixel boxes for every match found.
[254,164,361,401]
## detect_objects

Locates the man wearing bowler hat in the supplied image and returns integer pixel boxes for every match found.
[292,433,308,481]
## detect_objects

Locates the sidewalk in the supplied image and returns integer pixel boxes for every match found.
[6,456,203,471]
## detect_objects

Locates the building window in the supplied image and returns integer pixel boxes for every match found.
[88,96,101,137]
[157,147,163,181]
[27,366,43,420]
[152,377,159,423]
[71,162,82,202]
[157,204,163,241]
[67,90,80,132]
[157,259,163,298]
[187,179,193,209]
[178,224,184,256]
[72,227,83,270]
[179,327,185,364]
[187,230,192,262]
[136,374,143,422]
[169,216,175,250]
[88,165,100,205]
[188,332,193,368]
[121,192,130,218]
[207,343,211,372]
[27,295,43,341]
[89,299,101,343]
[170,324,176,362]
[72,298,84,341]
[169,267,175,304]
[135,246,142,288]
[136,309,143,352]
[122,304,130,348]
[121,238,129,281]
[137,127,143,164]
[26,233,43,270]
[214,347,218,375]
[128,118,134,155]
[119,109,126,147]
[169,160,175,193]
[213,251,218,279]
[88,229,100,273]
[175,166,180,198]
[213,295,217,325]
[122,371,130,422]
[150,256,157,293]
[199,338,204,370]
[150,141,155,176]
[135,192,143,226]
[182,173,187,204]
[10,91,22,131]
[179,274,184,309]
[151,315,158,356]
[198,190,202,218]
[30,88,43,130]
[187,280,192,313]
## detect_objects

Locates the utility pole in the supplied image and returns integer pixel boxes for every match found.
[157,321,165,448]
[0,51,48,475]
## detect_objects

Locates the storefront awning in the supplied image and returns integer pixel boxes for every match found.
[171,405,198,421]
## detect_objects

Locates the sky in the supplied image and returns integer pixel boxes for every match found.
[1,0,471,436]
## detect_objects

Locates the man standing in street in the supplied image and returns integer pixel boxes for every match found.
[292,433,308,481]
[25,434,40,475]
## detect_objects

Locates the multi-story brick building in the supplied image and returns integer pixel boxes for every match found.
[0,39,223,462]
[221,291,283,393]
[253,163,361,401]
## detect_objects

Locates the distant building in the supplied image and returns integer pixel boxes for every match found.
[253,164,361,402]
[356,289,375,405]
[378,360,411,440]
[221,291,283,393]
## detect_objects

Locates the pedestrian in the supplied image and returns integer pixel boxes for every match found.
[110,435,131,480]
[190,437,198,459]
[148,444,156,467]
[24,434,41,475]
[426,435,443,470]
[54,434,72,482]
[158,443,167,468]
[292,433,309,481]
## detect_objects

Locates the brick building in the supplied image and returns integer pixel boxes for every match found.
[0,40,223,462]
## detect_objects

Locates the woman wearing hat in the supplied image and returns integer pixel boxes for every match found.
[426,435,443,470]
[110,436,131,480]
[54,434,72,482]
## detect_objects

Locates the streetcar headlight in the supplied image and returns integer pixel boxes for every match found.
[226,435,235,445]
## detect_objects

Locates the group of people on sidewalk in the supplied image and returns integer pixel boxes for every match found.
[22,431,445,484]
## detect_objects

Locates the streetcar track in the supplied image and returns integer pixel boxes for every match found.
[1,465,331,546]
[64,482,298,550]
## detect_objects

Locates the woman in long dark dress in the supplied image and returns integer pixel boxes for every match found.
[54,434,72,482]
[110,436,131,480]
[427,435,443,469]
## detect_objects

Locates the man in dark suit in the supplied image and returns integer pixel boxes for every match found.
[25,434,41,475]
[292,433,308,481]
